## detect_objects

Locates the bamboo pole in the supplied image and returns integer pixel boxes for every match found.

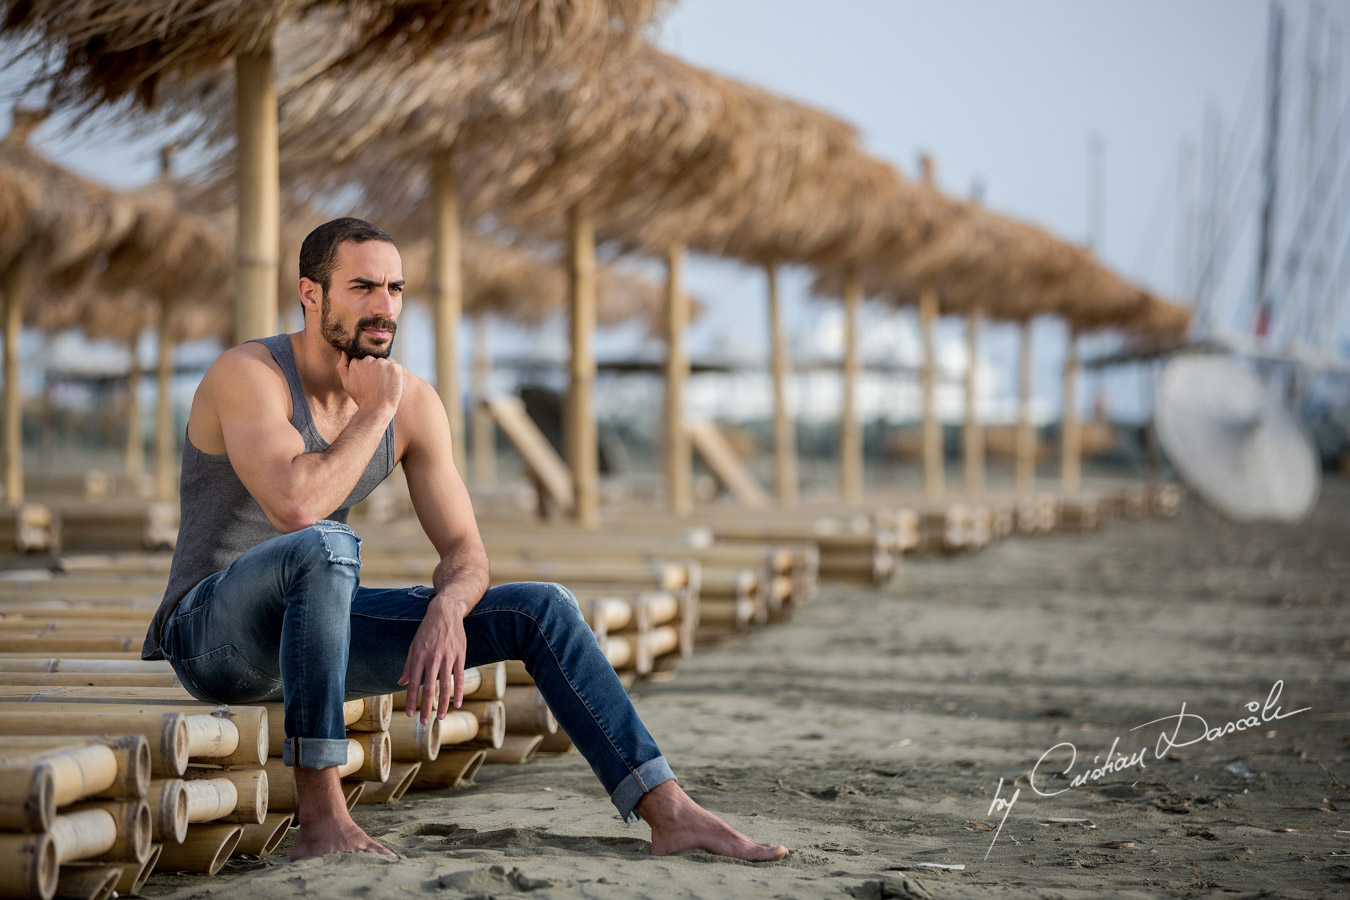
[409,748,483,791]
[234,49,279,344]
[449,700,504,750]
[501,687,556,735]
[181,768,266,825]
[537,732,574,754]
[0,709,188,777]
[0,831,56,900]
[154,296,175,503]
[54,864,120,900]
[566,205,599,527]
[155,823,240,875]
[123,338,144,484]
[483,734,543,765]
[3,262,22,507]
[357,761,420,804]
[0,761,54,831]
[1060,325,1082,493]
[840,270,863,504]
[765,264,798,503]
[470,315,495,485]
[113,842,160,896]
[51,802,149,864]
[1015,318,1036,492]
[261,697,388,755]
[235,812,291,857]
[388,711,440,762]
[144,779,188,843]
[963,309,985,495]
[0,737,148,804]
[430,148,466,475]
[664,244,692,516]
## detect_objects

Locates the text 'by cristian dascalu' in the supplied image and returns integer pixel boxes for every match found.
[980,679,1310,859]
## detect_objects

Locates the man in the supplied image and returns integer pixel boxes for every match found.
[141,218,786,863]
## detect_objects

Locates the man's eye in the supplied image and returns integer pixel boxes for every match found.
[391,285,404,293]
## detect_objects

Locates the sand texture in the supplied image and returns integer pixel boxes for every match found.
[142,480,1349,899]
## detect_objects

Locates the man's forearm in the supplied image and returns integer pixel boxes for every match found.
[429,539,490,615]
[282,404,395,528]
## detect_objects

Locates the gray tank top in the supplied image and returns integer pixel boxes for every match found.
[141,334,396,660]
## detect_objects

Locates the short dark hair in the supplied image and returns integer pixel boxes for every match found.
[299,217,395,292]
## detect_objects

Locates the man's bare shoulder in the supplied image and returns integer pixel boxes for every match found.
[200,343,286,395]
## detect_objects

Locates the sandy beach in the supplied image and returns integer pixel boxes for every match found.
[138,479,1349,899]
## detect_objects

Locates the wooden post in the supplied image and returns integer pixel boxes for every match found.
[234,48,280,344]
[1061,324,1082,493]
[1015,318,1035,493]
[566,206,599,527]
[470,315,495,485]
[430,148,466,475]
[3,263,22,506]
[154,297,175,503]
[765,264,797,503]
[664,245,692,516]
[919,282,944,500]
[840,270,863,504]
[963,309,984,495]
[124,338,145,484]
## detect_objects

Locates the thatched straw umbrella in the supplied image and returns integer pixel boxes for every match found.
[0,109,140,506]
[1,0,664,360]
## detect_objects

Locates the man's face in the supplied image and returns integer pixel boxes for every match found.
[318,239,404,360]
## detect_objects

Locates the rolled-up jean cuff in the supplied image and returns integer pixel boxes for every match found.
[283,736,351,769]
[611,756,677,824]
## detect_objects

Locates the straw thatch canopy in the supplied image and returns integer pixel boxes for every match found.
[29,277,230,344]
[391,231,688,328]
[0,108,138,282]
[1,0,665,111]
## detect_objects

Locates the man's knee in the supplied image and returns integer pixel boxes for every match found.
[282,521,362,589]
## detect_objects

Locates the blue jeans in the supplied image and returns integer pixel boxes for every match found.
[160,520,675,822]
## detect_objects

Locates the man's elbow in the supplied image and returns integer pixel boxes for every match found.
[264,500,326,534]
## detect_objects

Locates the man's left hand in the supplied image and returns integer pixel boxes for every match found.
[397,598,469,723]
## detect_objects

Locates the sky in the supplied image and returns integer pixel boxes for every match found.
[8,0,1345,425]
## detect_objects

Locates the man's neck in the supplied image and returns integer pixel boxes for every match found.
[290,329,349,408]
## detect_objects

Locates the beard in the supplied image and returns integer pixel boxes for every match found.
[320,291,397,359]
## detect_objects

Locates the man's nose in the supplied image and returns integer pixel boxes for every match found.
[370,287,399,317]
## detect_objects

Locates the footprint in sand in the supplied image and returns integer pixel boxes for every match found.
[426,865,560,894]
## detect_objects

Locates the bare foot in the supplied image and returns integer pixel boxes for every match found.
[638,780,787,862]
[290,811,397,861]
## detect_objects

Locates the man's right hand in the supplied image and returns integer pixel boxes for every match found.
[337,352,404,413]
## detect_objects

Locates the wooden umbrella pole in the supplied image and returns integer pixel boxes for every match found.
[124,337,144,483]
[765,263,797,503]
[963,308,985,495]
[470,315,495,486]
[234,48,280,344]
[1015,318,1035,493]
[919,282,944,500]
[840,270,863,504]
[664,244,692,516]
[566,205,599,527]
[431,147,465,475]
[3,261,23,507]
[1060,324,1082,493]
[154,295,175,503]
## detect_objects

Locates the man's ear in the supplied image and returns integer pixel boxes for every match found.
[298,277,322,312]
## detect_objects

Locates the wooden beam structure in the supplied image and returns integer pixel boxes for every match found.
[234,49,279,344]
[839,270,863,504]
[154,297,175,503]
[430,148,466,475]
[765,264,797,503]
[1060,324,1082,493]
[963,309,984,495]
[919,282,943,500]
[664,245,692,516]
[470,315,495,486]
[1015,318,1036,493]
[566,206,599,527]
[3,263,22,506]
